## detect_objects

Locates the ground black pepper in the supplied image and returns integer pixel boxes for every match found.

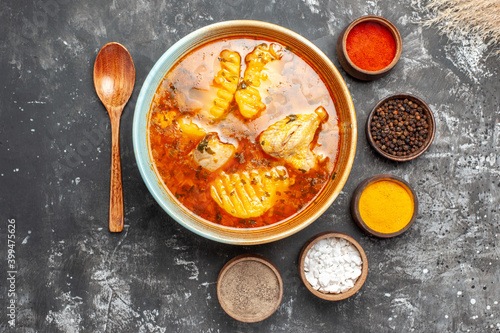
[370,98,430,157]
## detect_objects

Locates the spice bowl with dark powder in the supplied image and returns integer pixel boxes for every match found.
[366,93,436,162]
[217,254,283,322]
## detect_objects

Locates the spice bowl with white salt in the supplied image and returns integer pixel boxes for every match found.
[299,231,368,301]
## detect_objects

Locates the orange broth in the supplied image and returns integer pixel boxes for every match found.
[148,37,340,228]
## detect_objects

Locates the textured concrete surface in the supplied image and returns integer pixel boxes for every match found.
[0,0,499,332]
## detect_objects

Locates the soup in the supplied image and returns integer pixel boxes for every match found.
[148,37,340,228]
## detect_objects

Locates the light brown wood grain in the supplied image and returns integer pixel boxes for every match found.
[93,42,135,232]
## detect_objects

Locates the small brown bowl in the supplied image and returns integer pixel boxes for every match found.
[366,93,436,162]
[351,174,418,238]
[217,254,283,322]
[299,232,368,301]
[336,15,403,81]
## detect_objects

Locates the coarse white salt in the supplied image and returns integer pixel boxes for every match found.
[303,237,362,294]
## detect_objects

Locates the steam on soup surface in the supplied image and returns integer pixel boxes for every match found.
[148,37,340,228]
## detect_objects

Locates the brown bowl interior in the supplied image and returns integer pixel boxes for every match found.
[217,254,283,322]
[298,231,368,301]
[366,93,436,162]
[350,174,419,238]
[336,15,403,81]
[146,21,357,245]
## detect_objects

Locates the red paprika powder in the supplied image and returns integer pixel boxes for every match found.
[346,21,396,71]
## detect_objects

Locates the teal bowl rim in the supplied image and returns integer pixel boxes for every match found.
[132,20,356,244]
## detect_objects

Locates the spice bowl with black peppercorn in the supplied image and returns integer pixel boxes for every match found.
[366,93,435,162]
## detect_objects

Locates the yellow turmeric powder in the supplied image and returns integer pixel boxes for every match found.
[358,180,414,234]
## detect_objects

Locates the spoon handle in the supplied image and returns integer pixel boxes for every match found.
[109,110,124,232]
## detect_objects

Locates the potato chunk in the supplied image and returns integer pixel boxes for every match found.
[235,43,283,118]
[177,116,206,139]
[209,50,241,119]
[210,166,290,218]
[153,110,177,129]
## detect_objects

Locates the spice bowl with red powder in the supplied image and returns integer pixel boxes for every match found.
[337,15,403,81]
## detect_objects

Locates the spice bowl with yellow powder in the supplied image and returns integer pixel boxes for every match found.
[351,174,418,238]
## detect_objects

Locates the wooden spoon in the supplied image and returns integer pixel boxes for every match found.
[93,42,135,232]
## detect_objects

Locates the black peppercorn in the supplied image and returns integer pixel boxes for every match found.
[369,98,430,157]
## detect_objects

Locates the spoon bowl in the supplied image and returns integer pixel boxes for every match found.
[93,42,135,232]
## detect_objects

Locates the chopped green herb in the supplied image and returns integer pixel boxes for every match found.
[286,114,298,124]
[197,138,209,153]
[239,80,251,89]
[234,152,245,164]
[239,219,257,226]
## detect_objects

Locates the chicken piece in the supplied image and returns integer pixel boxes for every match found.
[209,50,241,119]
[192,133,236,172]
[210,166,290,218]
[259,106,328,172]
[235,43,283,118]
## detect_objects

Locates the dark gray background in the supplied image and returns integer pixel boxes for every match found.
[1,0,499,332]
